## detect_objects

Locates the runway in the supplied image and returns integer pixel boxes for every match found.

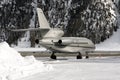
[16,56,120,80]
[19,50,120,57]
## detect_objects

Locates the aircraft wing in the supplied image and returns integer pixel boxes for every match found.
[10,28,40,32]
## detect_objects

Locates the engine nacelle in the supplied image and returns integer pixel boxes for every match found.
[55,39,72,46]
[58,39,62,44]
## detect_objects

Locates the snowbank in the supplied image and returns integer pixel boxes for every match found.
[96,29,120,51]
[0,42,53,80]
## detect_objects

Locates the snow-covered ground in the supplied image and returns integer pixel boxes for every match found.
[1,41,120,80]
[0,42,53,80]
[15,57,120,80]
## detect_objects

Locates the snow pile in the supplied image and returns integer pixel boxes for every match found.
[0,42,53,80]
[96,28,120,51]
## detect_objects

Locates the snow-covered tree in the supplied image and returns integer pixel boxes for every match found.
[0,0,120,46]
[66,0,118,43]
[0,0,34,44]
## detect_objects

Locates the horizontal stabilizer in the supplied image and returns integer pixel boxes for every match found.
[10,28,40,32]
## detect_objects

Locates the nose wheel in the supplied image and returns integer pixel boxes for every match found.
[77,52,82,59]
[50,52,57,60]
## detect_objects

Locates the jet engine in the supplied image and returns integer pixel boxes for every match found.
[58,39,62,44]
[55,39,72,46]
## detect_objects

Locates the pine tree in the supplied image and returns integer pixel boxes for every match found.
[0,0,34,45]
[66,0,118,43]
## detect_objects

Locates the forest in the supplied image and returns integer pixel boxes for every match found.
[0,0,120,47]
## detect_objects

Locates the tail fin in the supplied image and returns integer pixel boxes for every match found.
[37,8,64,38]
[37,8,51,29]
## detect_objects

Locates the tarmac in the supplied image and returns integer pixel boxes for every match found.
[19,51,120,57]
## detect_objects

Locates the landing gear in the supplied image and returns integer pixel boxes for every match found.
[50,52,57,60]
[85,52,89,59]
[77,52,82,59]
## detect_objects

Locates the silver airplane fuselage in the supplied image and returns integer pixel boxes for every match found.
[39,37,95,53]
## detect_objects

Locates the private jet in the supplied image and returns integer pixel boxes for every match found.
[12,8,95,59]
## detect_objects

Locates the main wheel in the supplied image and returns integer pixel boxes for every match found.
[50,53,57,60]
[77,52,82,59]
[86,55,89,59]
[85,52,89,59]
